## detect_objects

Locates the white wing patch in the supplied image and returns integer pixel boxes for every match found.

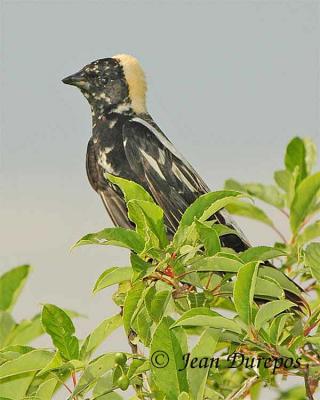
[140,149,166,179]
[172,162,197,193]
[158,148,166,165]
[131,117,209,194]
[131,117,190,165]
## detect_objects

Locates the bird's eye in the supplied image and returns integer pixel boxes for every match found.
[100,77,109,84]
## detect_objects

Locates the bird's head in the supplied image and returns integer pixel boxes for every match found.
[62,54,147,115]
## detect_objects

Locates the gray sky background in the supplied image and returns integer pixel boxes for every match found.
[1,1,319,398]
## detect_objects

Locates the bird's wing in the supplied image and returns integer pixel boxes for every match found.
[122,117,206,233]
[122,117,250,250]
[86,137,133,230]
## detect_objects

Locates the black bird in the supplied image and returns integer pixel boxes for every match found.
[63,54,249,252]
[63,55,304,307]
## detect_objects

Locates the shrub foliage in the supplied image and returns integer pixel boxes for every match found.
[0,137,320,399]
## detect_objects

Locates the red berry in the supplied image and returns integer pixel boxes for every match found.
[164,266,174,278]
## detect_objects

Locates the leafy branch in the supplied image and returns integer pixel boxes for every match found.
[0,137,320,400]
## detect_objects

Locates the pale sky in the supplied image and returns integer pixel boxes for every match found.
[1,1,319,398]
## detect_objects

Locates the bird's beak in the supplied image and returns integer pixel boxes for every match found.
[62,71,87,88]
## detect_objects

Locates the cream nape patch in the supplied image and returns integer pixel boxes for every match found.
[112,54,147,115]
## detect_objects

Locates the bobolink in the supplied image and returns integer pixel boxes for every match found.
[63,54,249,252]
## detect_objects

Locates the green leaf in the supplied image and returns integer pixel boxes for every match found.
[80,314,122,360]
[239,246,287,263]
[274,170,291,192]
[208,224,239,237]
[285,137,307,184]
[73,227,144,253]
[8,314,43,346]
[254,277,283,300]
[233,262,259,325]
[297,221,320,246]
[130,253,150,282]
[33,377,57,400]
[37,351,64,375]
[290,172,320,233]
[195,221,221,256]
[144,286,156,314]
[258,267,301,296]
[303,137,317,174]
[0,373,35,399]
[171,308,242,334]
[127,358,149,380]
[37,353,83,379]
[93,267,132,293]
[269,314,290,344]
[187,292,206,309]
[0,265,30,312]
[221,277,284,301]
[0,313,16,349]
[225,199,273,227]
[92,372,113,397]
[200,197,247,223]
[242,183,285,209]
[127,199,168,248]
[134,306,152,345]
[286,166,300,208]
[0,349,53,379]
[0,344,33,358]
[180,190,243,226]
[224,179,244,192]
[41,304,79,361]
[123,281,145,334]
[190,256,243,273]
[220,277,284,300]
[254,300,295,330]
[151,317,188,399]
[305,243,320,282]
[188,328,220,400]
[107,174,154,203]
[174,191,243,245]
[178,393,190,400]
[225,179,285,208]
[73,353,115,396]
[145,289,171,322]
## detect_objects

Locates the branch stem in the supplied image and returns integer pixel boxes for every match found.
[271,224,287,243]
[72,371,77,387]
[279,209,290,218]
[303,365,315,400]
[225,376,259,400]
